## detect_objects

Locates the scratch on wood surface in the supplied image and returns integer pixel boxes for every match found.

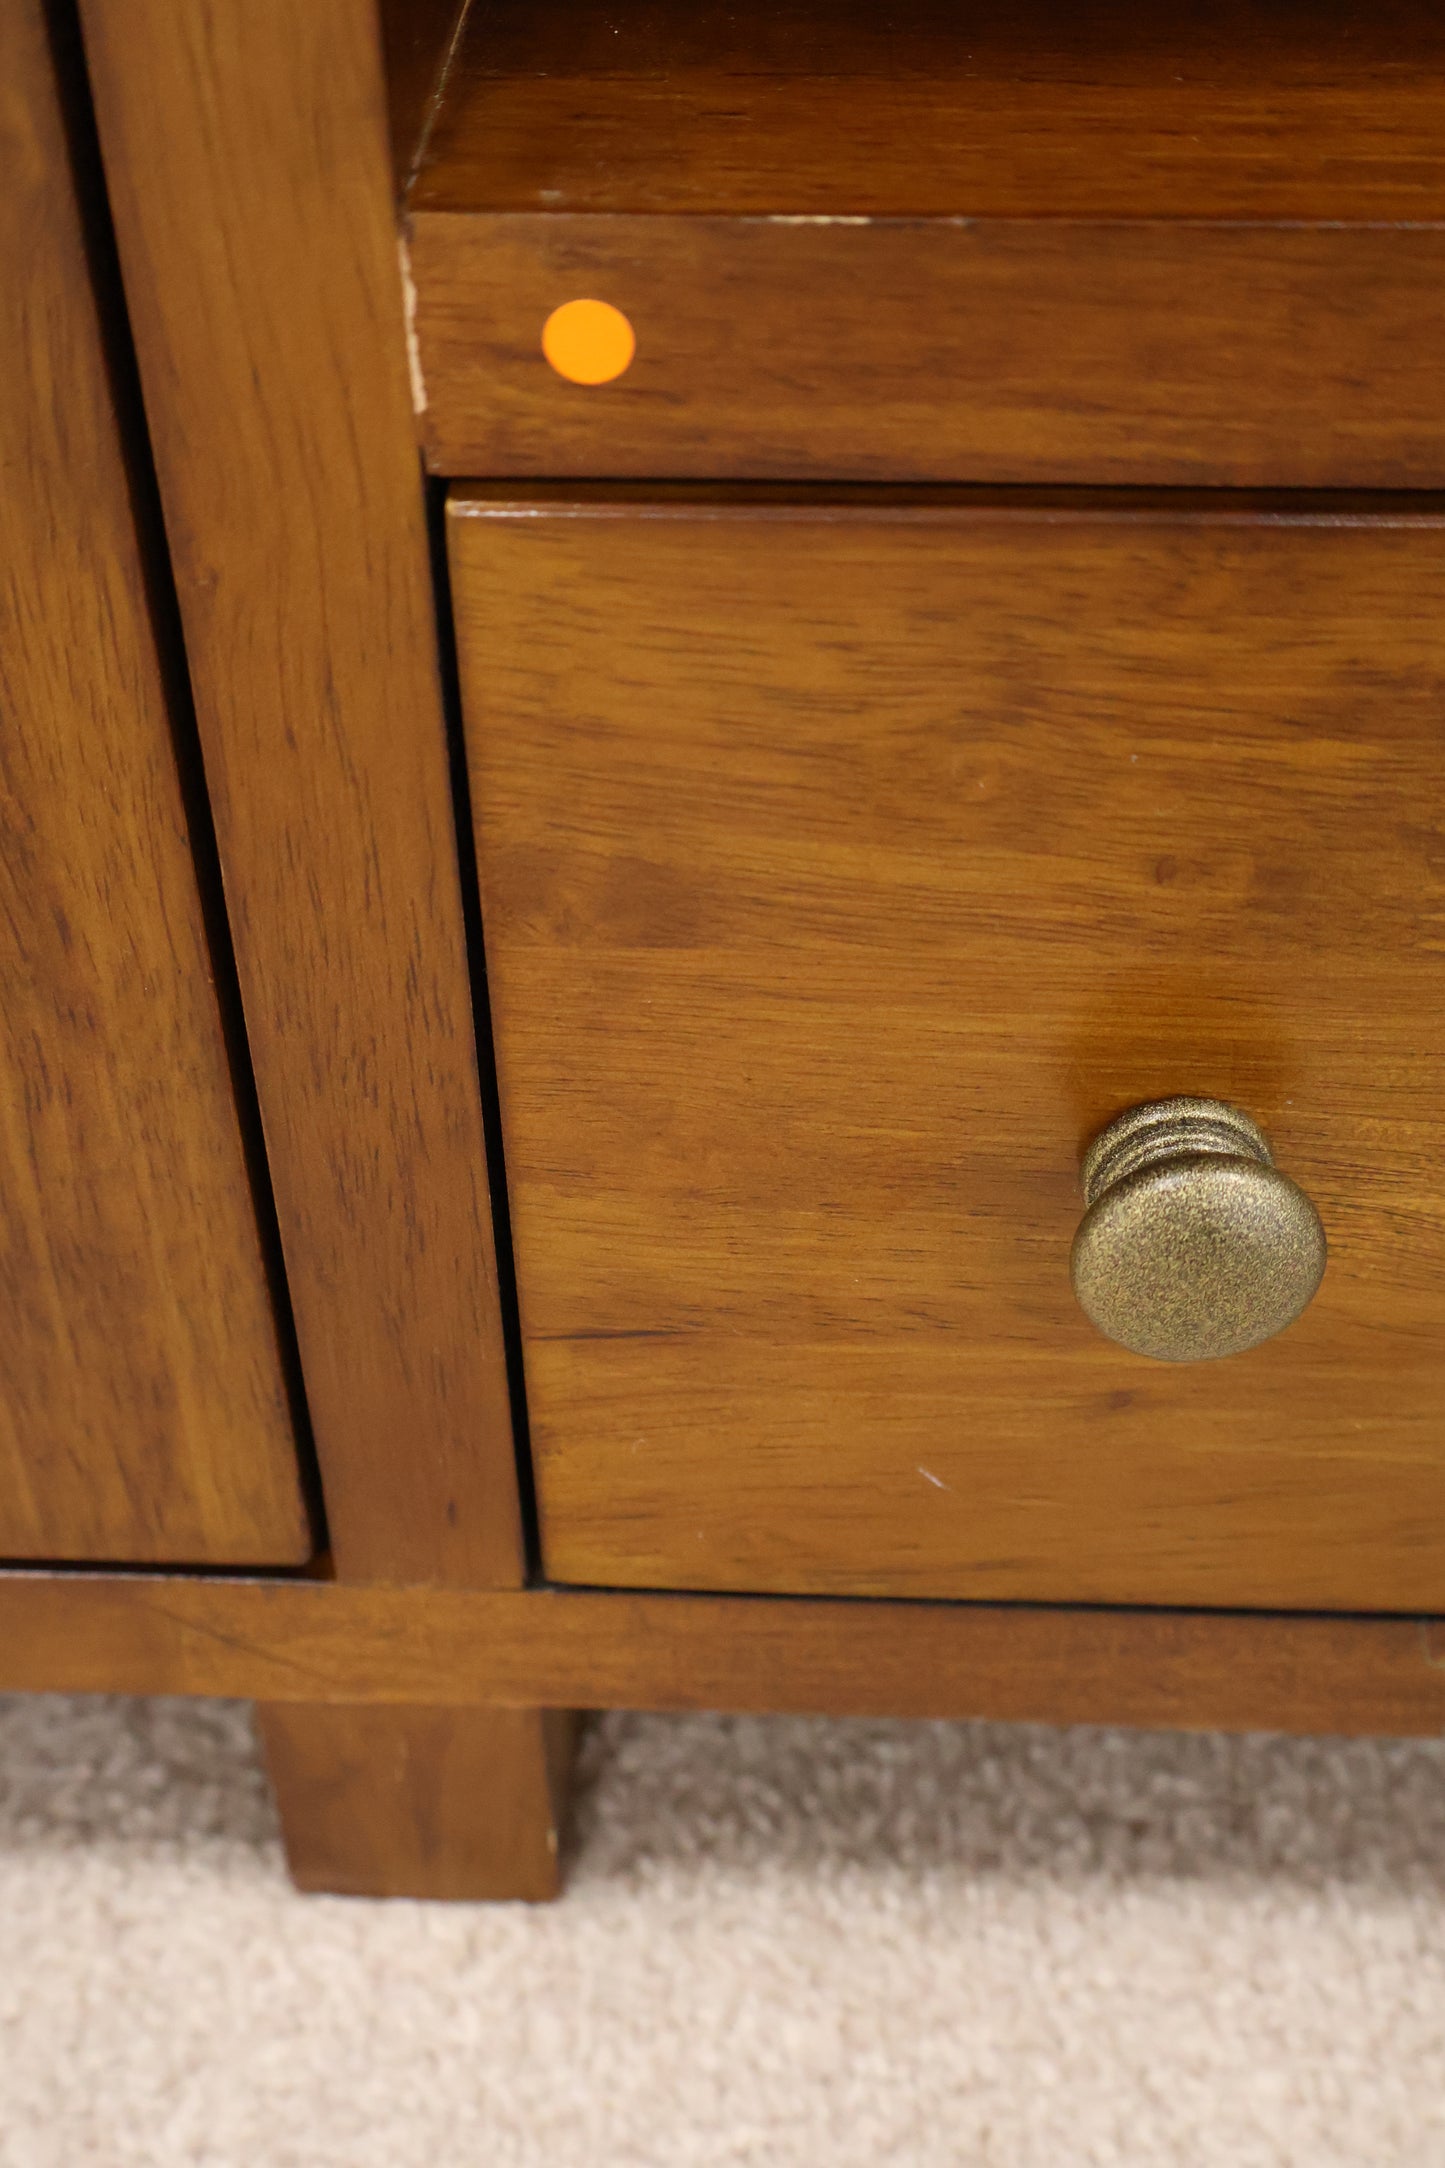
[147,1603,333,1689]
[398,235,427,414]
[399,0,476,199]
[757,215,976,228]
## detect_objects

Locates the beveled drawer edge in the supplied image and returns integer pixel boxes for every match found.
[447,482,1445,529]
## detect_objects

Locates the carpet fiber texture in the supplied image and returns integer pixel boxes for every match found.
[1,1695,1443,2167]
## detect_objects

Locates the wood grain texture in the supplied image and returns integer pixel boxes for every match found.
[79,0,522,1585]
[416,0,1445,221]
[258,1701,572,1899]
[0,0,308,1563]
[4,1572,1445,1740]
[406,0,1445,483]
[450,487,1445,1612]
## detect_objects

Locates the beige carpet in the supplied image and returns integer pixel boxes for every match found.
[1,1696,1443,2166]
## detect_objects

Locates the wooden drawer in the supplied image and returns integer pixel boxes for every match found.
[405,0,1445,486]
[450,485,1445,1612]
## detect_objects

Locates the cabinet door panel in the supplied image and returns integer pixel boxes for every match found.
[451,485,1445,1611]
[0,0,310,1563]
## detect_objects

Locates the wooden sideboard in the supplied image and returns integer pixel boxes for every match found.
[3,0,1442,1899]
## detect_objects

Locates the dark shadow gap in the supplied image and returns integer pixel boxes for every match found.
[423,474,544,1581]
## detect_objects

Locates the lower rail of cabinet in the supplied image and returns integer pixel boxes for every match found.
[2,1569,1443,1739]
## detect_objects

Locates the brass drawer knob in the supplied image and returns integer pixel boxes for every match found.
[1070,1098,1326,1362]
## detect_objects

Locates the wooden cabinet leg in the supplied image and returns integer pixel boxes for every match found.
[255,1704,577,1901]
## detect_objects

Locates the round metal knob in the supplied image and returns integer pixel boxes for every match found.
[1070,1098,1326,1363]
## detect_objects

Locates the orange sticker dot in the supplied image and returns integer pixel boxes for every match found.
[542,298,636,386]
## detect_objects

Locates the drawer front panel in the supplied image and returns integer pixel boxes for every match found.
[412,216,1445,488]
[450,489,1445,1610]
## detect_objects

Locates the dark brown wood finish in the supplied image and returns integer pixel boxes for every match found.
[377,0,471,194]
[0,0,309,1563]
[413,0,1445,220]
[79,0,522,1588]
[258,1703,573,1900]
[405,0,1445,483]
[4,1572,1445,1740]
[450,486,1445,1611]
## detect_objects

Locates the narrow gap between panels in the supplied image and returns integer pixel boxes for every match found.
[48,0,329,1553]
[423,475,545,1582]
